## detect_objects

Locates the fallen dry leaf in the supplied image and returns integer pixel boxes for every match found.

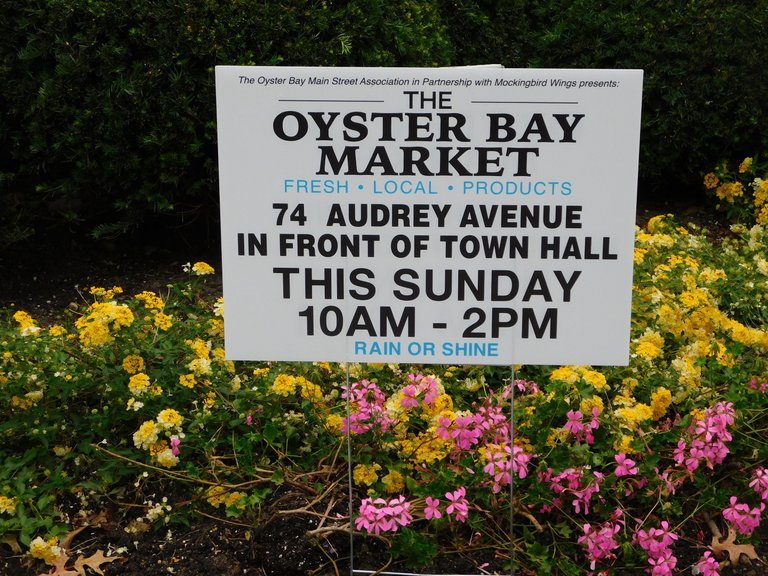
[72,550,124,575]
[40,552,79,576]
[710,527,760,566]
[35,525,125,576]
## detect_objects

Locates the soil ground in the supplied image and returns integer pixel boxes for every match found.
[2,199,766,575]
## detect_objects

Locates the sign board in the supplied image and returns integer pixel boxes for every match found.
[215,66,643,365]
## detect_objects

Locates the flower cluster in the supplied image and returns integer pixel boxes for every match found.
[635,520,678,575]
[355,486,472,535]
[722,496,764,535]
[28,536,62,565]
[133,409,184,468]
[577,510,623,571]
[672,402,735,472]
[704,154,768,224]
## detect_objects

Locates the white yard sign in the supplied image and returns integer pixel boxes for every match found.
[215,66,643,365]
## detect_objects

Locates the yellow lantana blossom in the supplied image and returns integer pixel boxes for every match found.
[122,354,145,374]
[75,301,134,347]
[272,374,297,396]
[715,182,744,203]
[191,261,215,276]
[650,387,673,420]
[128,373,151,396]
[135,291,165,310]
[382,470,405,494]
[549,366,580,385]
[635,330,665,361]
[0,495,16,515]
[13,310,40,337]
[703,172,720,189]
[153,312,173,331]
[133,420,159,450]
[179,374,196,388]
[156,408,183,431]
[353,463,381,486]
[29,537,62,565]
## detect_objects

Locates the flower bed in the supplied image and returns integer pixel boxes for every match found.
[1,215,768,575]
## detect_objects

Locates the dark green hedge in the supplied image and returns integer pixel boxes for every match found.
[1,0,766,246]
[522,0,768,198]
[0,0,456,246]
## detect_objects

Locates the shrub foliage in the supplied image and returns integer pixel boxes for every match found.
[1,0,767,245]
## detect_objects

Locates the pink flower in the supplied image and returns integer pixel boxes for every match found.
[355,496,414,534]
[564,410,585,438]
[749,467,768,501]
[648,548,677,576]
[424,497,441,520]
[723,496,764,535]
[696,551,720,576]
[614,453,639,477]
[445,487,469,522]
[170,436,182,456]
[577,517,622,570]
[635,520,678,575]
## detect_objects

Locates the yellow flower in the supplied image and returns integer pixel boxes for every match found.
[156,408,183,431]
[324,414,344,435]
[549,366,580,385]
[135,291,165,310]
[179,373,196,389]
[703,172,720,189]
[203,391,216,409]
[13,310,40,336]
[382,470,405,494]
[155,447,179,468]
[409,432,451,464]
[715,341,735,368]
[89,286,123,300]
[185,338,210,358]
[646,214,674,233]
[122,354,146,374]
[187,357,212,375]
[296,376,323,402]
[671,355,701,389]
[191,261,215,276]
[635,330,664,361]
[271,374,297,396]
[224,492,246,509]
[153,312,173,331]
[213,297,224,317]
[580,396,604,415]
[208,318,224,338]
[698,268,727,284]
[615,403,653,428]
[205,486,226,507]
[252,367,270,378]
[0,495,16,515]
[615,434,636,454]
[133,421,159,450]
[128,373,151,396]
[581,369,608,391]
[28,536,62,565]
[650,388,672,420]
[715,182,744,203]
[634,247,648,264]
[315,361,332,373]
[739,157,753,173]
[353,463,381,486]
[205,486,244,508]
[75,301,134,347]
[546,428,568,447]
[48,325,66,337]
